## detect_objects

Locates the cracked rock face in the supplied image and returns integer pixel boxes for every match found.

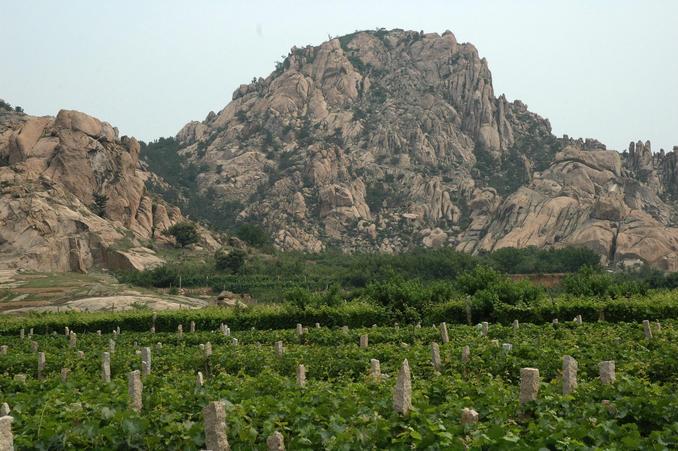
[166,29,678,268]
[0,108,215,272]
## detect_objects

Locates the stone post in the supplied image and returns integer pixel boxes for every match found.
[60,368,70,382]
[102,352,111,383]
[512,320,519,329]
[519,368,540,404]
[64,326,69,336]
[0,403,8,416]
[502,343,512,353]
[196,371,204,387]
[359,334,368,349]
[19,328,24,340]
[461,345,470,364]
[0,346,7,355]
[296,364,306,387]
[266,431,285,450]
[552,319,559,326]
[109,339,116,354]
[296,324,303,336]
[231,338,238,346]
[461,407,479,425]
[274,341,284,357]
[642,320,652,339]
[128,370,143,412]
[0,415,13,451]
[37,352,45,379]
[203,401,230,451]
[393,359,412,415]
[431,342,442,372]
[562,355,578,395]
[599,361,615,384]
[31,341,38,353]
[574,315,583,325]
[177,324,183,337]
[141,347,152,377]
[439,322,449,344]
[370,359,381,382]
[656,321,661,332]
[69,332,76,348]
[150,326,155,334]
[204,342,213,358]
[190,321,196,333]
[315,322,321,328]
[77,351,85,359]
[481,322,489,337]
[116,326,121,335]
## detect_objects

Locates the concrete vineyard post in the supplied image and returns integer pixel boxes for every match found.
[431,342,442,372]
[128,370,143,412]
[439,322,449,344]
[266,431,285,450]
[37,352,45,379]
[203,401,230,451]
[141,347,151,376]
[599,361,616,384]
[296,364,306,387]
[461,408,479,425]
[102,352,111,383]
[359,334,368,349]
[393,359,412,415]
[519,368,540,404]
[461,345,470,363]
[0,415,14,451]
[562,355,578,395]
[370,359,381,382]
[642,320,652,339]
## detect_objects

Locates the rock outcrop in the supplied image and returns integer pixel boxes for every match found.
[0,106,216,272]
[157,29,678,269]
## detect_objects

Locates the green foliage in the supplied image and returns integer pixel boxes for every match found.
[164,222,199,248]
[235,224,271,248]
[1,320,677,448]
[562,266,648,298]
[214,248,246,274]
[90,192,108,217]
[141,137,243,231]
[487,246,600,274]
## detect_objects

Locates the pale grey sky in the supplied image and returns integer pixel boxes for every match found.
[1,0,676,152]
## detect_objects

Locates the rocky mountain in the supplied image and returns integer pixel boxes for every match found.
[0,105,218,272]
[159,28,678,270]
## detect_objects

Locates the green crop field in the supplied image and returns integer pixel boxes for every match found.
[1,316,676,449]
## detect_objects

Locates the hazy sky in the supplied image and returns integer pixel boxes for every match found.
[2,0,677,152]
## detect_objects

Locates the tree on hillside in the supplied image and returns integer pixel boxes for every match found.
[215,248,246,274]
[164,222,199,248]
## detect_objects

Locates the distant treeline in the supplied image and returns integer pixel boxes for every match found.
[118,246,600,299]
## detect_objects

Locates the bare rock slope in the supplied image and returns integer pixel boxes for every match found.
[0,107,216,272]
[164,29,678,269]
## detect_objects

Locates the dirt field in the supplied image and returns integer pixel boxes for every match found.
[0,270,209,314]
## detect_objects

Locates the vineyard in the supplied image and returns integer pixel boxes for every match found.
[1,315,677,449]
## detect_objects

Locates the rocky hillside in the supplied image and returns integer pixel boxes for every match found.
[0,105,218,272]
[161,29,678,269]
